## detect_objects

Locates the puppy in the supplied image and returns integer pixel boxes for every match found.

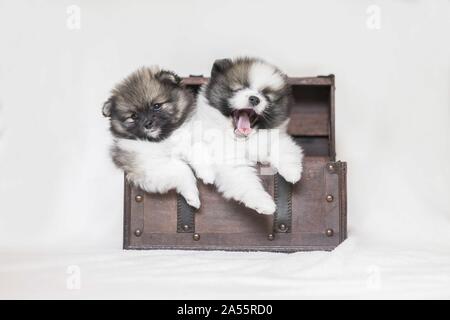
[194,57,303,215]
[102,67,202,208]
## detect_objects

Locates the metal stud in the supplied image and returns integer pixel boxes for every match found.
[278,223,287,232]
[183,224,190,231]
[193,233,200,241]
[325,229,334,237]
[326,194,334,202]
[327,164,335,172]
[134,229,142,237]
[268,234,275,241]
[135,195,143,202]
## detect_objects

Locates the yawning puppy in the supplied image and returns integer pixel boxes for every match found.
[194,57,303,215]
[102,67,202,208]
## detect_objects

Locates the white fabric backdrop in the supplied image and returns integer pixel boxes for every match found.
[0,0,449,299]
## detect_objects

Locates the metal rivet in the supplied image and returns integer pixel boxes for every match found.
[328,164,335,172]
[135,195,143,202]
[268,234,274,241]
[193,233,200,241]
[134,229,142,237]
[183,224,190,231]
[278,223,287,231]
[326,194,334,202]
[325,229,334,237]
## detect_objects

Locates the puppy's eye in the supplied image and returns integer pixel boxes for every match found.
[153,103,162,111]
[263,94,272,102]
[130,113,138,120]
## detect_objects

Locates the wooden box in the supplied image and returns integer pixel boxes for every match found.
[123,75,347,252]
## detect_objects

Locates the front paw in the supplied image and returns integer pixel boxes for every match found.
[245,191,276,215]
[278,164,302,184]
[184,193,201,209]
[198,171,215,185]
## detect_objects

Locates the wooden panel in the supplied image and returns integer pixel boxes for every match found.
[294,137,330,157]
[288,103,329,136]
[288,85,331,136]
[196,175,274,234]
[144,191,178,233]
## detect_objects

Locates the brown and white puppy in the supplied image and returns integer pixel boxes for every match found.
[102,67,202,208]
[194,57,303,215]
[103,67,193,142]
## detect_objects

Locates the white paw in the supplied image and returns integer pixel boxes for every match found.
[278,164,302,184]
[245,191,276,215]
[197,171,215,185]
[184,193,201,209]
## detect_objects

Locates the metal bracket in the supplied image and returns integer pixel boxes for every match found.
[273,173,292,233]
[177,195,195,233]
[129,184,145,243]
[324,161,342,240]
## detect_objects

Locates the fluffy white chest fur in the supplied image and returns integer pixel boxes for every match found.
[115,135,202,209]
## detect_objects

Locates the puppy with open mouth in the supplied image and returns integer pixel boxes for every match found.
[102,67,205,209]
[195,57,304,215]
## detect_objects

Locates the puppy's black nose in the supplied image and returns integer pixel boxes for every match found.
[249,96,260,106]
[144,120,153,129]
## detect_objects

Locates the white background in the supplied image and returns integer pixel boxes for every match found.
[0,0,449,299]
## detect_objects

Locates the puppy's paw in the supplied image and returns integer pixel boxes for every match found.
[197,171,215,185]
[181,190,200,209]
[245,192,276,215]
[184,193,201,209]
[254,196,276,215]
[278,164,302,184]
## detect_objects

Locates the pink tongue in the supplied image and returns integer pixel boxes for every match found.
[236,112,252,136]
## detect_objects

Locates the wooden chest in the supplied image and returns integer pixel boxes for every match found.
[123,75,347,252]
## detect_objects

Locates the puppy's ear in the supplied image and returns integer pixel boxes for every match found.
[102,97,115,117]
[157,70,181,85]
[211,58,232,78]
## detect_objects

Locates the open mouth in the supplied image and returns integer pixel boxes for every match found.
[232,109,259,137]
